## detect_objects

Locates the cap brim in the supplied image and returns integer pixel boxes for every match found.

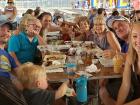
[0,22,13,30]
[5,22,13,30]
[107,16,129,29]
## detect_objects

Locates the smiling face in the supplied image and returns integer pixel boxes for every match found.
[112,20,130,41]
[131,23,140,53]
[0,24,11,44]
[93,16,106,34]
[26,19,42,37]
[33,20,42,35]
[41,15,52,28]
[79,20,89,32]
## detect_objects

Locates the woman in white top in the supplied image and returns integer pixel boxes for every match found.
[4,0,17,21]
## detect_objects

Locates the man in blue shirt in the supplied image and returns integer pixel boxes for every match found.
[8,18,42,66]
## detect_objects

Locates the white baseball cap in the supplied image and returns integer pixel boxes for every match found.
[107,16,130,29]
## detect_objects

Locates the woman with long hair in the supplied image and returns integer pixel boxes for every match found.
[116,22,140,105]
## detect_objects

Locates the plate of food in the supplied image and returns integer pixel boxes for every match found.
[42,54,66,70]
[44,54,66,62]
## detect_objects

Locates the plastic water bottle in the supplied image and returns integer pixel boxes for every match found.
[75,75,88,103]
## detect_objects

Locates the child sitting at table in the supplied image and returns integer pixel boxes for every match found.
[17,62,73,105]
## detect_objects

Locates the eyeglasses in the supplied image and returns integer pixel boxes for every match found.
[28,24,41,29]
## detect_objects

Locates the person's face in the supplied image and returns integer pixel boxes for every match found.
[31,12,35,16]
[112,20,130,41]
[79,20,89,32]
[61,23,70,34]
[0,24,11,44]
[94,22,105,34]
[26,20,42,37]
[37,75,48,90]
[41,15,52,28]
[57,18,63,26]
[33,20,42,35]
[131,24,140,53]
[90,8,96,15]
[135,13,140,21]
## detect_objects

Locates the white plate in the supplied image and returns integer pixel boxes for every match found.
[92,59,99,64]
[37,45,48,51]
[43,54,66,62]
[47,31,60,36]
[99,58,113,67]
[47,45,71,51]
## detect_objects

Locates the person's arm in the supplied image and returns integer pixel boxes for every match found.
[9,52,21,66]
[55,81,69,100]
[116,61,131,105]
[8,36,21,66]
[3,6,7,14]
[9,6,17,21]
[123,99,140,105]
[36,34,45,45]
[106,31,121,52]
[103,31,121,58]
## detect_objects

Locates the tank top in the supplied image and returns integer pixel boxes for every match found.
[90,30,110,50]
[131,64,140,99]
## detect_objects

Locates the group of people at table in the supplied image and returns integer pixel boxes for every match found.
[0,0,140,105]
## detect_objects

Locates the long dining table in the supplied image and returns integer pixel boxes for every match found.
[46,62,123,105]
[47,63,123,82]
[39,41,123,105]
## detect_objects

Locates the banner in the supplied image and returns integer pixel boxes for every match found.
[109,0,113,6]
[91,0,98,7]
[109,0,116,7]
[117,0,129,8]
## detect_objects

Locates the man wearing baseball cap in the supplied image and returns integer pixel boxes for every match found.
[99,16,132,105]
[107,16,130,53]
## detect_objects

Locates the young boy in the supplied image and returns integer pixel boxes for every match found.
[0,16,27,105]
[17,62,73,105]
[0,15,17,78]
